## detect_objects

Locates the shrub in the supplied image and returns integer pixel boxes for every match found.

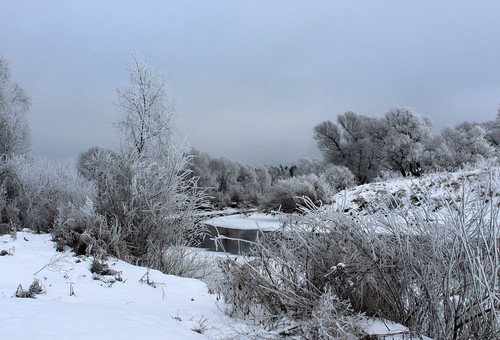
[261,174,332,213]
[0,157,93,232]
[303,289,365,339]
[52,200,127,258]
[321,165,356,192]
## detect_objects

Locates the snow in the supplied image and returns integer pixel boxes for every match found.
[329,166,499,217]
[361,319,433,340]
[0,232,257,339]
[203,213,281,231]
[0,231,424,339]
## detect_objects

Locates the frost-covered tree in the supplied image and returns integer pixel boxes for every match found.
[77,146,118,182]
[187,150,273,208]
[482,108,500,152]
[420,135,453,171]
[314,112,381,183]
[314,108,435,181]
[233,162,258,205]
[188,149,216,193]
[267,164,291,183]
[442,121,494,167]
[294,158,326,177]
[76,146,129,223]
[0,57,31,158]
[117,57,174,157]
[255,165,272,193]
[88,56,206,267]
[208,157,239,203]
[381,107,432,177]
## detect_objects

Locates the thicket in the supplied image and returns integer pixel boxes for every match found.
[216,172,500,339]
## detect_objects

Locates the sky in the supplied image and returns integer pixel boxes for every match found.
[1,1,499,165]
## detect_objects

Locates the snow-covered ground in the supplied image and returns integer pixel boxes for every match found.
[0,231,422,339]
[203,213,281,231]
[0,231,267,339]
[330,166,498,216]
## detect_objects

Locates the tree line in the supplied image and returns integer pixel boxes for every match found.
[185,108,499,211]
[314,108,499,183]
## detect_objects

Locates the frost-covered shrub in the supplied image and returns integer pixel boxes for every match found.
[0,157,93,232]
[321,165,356,192]
[52,200,127,258]
[216,211,366,336]
[156,246,215,280]
[21,163,92,233]
[303,289,365,339]
[261,174,332,213]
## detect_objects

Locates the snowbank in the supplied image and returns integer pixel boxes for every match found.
[203,213,281,231]
[0,232,252,339]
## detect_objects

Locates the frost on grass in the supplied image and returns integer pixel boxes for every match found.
[216,168,500,339]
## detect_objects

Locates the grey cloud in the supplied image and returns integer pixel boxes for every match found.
[1,1,499,165]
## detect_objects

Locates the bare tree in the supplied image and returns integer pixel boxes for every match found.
[314,112,382,183]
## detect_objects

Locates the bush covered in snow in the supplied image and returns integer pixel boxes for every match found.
[321,165,356,192]
[0,156,93,233]
[260,174,332,213]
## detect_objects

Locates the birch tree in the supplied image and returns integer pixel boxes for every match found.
[113,57,204,267]
[117,56,174,157]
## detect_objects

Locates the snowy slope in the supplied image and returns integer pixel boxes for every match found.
[0,231,426,339]
[330,166,499,216]
[0,232,261,339]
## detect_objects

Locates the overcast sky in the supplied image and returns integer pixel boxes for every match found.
[1,1,499,165]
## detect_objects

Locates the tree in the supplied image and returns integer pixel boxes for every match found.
[187,148,217,194]
[420,135,453,171]
[76,146,118,182]
[381,107,432,177]
[208,157,239,206]
[104,56,204,268]
[0,57,31,158]
[255,165,272,193]
[442,121,494,167]
[482,107,500,151]
[117,56,174,157]
[314,112,381,183]
[76,146,128,222]
[294,158,326,177]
